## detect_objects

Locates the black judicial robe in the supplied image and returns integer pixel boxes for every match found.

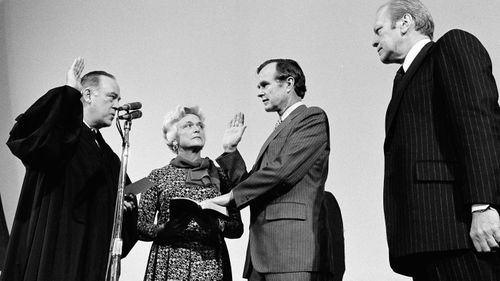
[1,86,136,281]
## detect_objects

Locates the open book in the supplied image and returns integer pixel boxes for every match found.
[169,197,229,220]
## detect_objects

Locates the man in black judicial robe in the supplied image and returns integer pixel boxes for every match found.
[1,58,137,281]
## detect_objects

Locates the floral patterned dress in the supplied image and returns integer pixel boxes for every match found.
[138,158,242,281]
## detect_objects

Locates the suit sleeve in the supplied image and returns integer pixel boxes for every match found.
[216,150,250,187]
[437,29,500,205]
[6,86,83,169]
[223,108,329,209]
[217,168,244,239]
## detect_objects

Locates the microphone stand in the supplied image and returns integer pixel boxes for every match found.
[106,112,134,281]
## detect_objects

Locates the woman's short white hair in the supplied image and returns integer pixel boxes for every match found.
[162,105,205,153]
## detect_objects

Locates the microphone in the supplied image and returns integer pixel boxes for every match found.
[116,102,142,111]
[118,110,142,120]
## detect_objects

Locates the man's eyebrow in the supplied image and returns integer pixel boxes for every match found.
[258,81,269,88]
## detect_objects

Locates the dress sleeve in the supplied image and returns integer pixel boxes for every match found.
[137,170,162,241]
[6,86,83,169]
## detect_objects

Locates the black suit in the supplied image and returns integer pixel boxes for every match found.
[384,29,500,277]
[319,191,345,281]
[0,195,9,271]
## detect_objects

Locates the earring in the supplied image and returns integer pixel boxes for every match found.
[172,140,179,152]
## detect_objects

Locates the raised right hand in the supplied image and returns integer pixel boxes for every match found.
[222,112,247,153]
[66,57,85,91]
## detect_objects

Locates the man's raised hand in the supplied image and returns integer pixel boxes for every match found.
[222,112,247,153]
[66,57,85,91]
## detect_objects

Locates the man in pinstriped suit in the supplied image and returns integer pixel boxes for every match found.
[372,0,500,280]
[205,59,330,281]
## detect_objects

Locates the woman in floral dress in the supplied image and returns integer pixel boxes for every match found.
[137,106,243,281]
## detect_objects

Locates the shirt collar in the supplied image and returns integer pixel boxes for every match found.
[83,120,98,132]
[402,38,431,72]
[280,101,304,121]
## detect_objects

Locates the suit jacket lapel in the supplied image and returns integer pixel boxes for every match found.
[385,42,434,135]
[251,105,307,171]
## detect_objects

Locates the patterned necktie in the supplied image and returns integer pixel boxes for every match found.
[274,118,282,130]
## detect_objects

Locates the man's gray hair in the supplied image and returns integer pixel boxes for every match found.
[81,71,116,89]
[385,0,434,40]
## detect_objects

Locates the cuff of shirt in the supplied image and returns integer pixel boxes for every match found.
[472,204,491,213]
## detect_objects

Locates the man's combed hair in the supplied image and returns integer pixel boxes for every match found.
[386,0,434,40]
[81,71,116,88]
[257,59,307,98]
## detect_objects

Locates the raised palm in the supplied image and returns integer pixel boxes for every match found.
[222,112,247,152]
[66,57,85,91]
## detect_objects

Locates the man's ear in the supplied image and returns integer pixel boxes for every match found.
[399,13,413,35]
[81,88,92,104]
[285,76,295,93]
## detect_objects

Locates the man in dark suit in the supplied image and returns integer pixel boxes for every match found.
[0,194,8,271]
[320,191,345,281]
[372,0,500,280]
[205,59,331,281]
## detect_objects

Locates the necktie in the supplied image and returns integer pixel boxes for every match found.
[393,66,405,89]
[274,119,282,130]
[92,129,104,149]
[386,66,406,132]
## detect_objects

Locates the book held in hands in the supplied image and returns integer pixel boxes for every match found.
[169,197,229,220]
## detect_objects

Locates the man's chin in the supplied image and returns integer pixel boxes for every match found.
[100,120,113,128]
[263,106,275,112]
[380,55,397,65]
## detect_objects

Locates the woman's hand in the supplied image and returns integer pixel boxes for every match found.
[154,216,190,245]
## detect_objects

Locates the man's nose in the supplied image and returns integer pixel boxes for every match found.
[372,37,379,48]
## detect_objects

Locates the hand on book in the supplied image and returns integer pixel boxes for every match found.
[202,192,233,207]
[154,216,190,245]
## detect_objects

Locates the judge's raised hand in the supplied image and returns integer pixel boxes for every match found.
[66,57,85,92]
[470,207,500,252]
[222,112,247,153]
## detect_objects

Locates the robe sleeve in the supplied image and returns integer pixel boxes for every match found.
[7,86,83,170]
[122,181,138,257]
